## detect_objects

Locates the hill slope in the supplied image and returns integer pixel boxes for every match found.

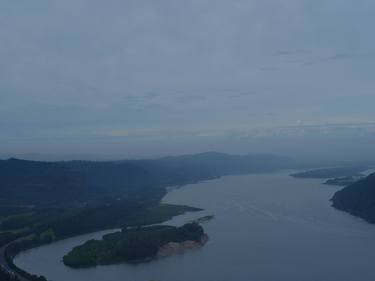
[0,152,295,206]
[331,172,375,223]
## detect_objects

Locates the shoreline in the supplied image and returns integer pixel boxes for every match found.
[7,203,204,279]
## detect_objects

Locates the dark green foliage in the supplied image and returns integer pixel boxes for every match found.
[0,232,20,248]
[43,202,198,238]
[0,153,294,206]
[0,266,20,281]
[175,222,204,242]
[0,205,33,217]
[117,204,202,228]
[0,214,35,231]
[63,223,205,268]
[0,208,65,232]
[331,172,375,223]
[5,237,48,281]
[0,231,31,248]
[0,158,87,205]
[0,201,198,240]
[42,201,144,237]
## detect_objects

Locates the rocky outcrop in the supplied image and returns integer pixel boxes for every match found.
[157,234,209,258]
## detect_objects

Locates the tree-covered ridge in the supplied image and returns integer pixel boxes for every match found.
[0,152,294,207]
[63,223,206,268]
[331,172,375,223]
[290,166,368,179]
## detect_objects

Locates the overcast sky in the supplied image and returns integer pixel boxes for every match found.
[1,0,375,159]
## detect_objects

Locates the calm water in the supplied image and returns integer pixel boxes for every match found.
[15,172,375,281]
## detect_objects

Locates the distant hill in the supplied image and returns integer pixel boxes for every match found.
[290,166,368,179]
[153,152,294,176]
[331,172,375,223]
[0,152,295,206]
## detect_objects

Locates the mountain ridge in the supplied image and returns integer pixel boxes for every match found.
[0,152,295,206]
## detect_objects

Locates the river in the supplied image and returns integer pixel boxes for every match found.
[14,171,375,281]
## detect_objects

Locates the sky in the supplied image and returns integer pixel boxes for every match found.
[1,0,375,160]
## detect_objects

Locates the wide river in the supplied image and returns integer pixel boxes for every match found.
[15,171,375,281]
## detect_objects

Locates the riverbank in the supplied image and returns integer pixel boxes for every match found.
[1,203,201,280]
[15,172,375,281]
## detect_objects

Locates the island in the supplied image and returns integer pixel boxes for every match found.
[63,222,208,268]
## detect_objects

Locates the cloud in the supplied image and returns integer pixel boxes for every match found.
[1,0,375,155]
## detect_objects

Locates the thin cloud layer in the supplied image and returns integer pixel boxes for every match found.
[1,0,375,156]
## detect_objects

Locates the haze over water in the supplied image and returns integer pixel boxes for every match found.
[15,172,375,281]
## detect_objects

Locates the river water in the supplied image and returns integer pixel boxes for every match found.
[14,171,375,281]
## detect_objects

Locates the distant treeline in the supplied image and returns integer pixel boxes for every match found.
[290,166,368,179]
[0,152,294,207]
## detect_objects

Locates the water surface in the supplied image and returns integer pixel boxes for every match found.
[15,172,375,281]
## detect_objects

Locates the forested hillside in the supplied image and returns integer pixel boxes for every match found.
[331,172,375,223]
[0,152,294,206]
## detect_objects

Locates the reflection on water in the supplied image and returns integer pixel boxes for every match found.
[15,172,375,281]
